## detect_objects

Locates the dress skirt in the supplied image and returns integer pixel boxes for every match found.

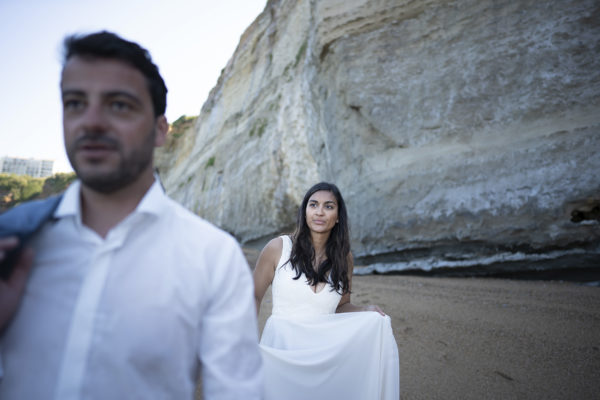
[260,311,399,400]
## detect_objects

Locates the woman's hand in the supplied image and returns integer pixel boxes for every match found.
[362,304,386,316]
[335,253,386,316]
[336,302,386,316]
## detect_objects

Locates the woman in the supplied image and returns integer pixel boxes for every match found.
[254,182,399,400]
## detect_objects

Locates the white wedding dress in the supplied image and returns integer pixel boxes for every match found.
[260,236,400,400]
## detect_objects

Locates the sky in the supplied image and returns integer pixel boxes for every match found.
[0,0,266,172]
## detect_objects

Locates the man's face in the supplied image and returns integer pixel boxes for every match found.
[61,56,166,193]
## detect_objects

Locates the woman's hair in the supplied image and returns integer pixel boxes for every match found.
[287,182,351,294]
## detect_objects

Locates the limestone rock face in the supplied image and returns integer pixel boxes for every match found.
[156,0,600,269]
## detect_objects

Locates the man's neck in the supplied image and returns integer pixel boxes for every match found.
[79,171,155,238]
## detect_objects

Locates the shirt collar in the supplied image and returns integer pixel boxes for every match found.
[135,179,168,216]
[54,179,167,222]
[54,180,81,221]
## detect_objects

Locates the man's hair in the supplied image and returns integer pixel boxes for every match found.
[62,31,167,116]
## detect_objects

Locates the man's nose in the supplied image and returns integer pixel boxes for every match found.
[80,103,108,130]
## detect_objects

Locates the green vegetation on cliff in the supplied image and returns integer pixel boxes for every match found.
[170,115,197,138]
[0,172,76,211]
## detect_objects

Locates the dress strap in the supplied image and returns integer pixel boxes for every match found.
[277,235,292,269]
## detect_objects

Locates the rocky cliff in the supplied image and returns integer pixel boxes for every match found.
[156,0,600,272]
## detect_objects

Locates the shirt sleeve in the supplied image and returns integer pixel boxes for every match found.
[198,237,264,399]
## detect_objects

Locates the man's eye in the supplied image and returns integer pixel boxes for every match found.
[110,101,132,111]
[64,99,84,111]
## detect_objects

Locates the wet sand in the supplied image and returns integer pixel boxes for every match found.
[256,272,600,399]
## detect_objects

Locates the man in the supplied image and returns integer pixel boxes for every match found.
[0,31,263,399]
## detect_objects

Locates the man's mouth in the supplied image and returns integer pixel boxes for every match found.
[75,137,119,158]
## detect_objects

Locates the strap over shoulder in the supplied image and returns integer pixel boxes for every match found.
[277,235,293,270]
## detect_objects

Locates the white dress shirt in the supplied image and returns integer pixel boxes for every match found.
[0,180,263,399]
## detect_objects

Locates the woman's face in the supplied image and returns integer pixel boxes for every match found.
[305,190,339,235]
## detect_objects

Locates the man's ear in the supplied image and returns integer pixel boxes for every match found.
[154,115,168,147]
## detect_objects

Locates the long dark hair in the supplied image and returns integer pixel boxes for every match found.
[287,182,351,294]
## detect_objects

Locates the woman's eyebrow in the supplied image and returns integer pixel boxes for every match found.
[308,199,336,205]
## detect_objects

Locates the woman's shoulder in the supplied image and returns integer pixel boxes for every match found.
[260,236,285,263]
[269,235,294,249]
[266,236,284,250]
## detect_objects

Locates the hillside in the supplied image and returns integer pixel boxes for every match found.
[0,172,76,212]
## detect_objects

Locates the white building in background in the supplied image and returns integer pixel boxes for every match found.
[0,156,54,178]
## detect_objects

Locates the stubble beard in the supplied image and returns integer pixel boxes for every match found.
[67,128,156,194]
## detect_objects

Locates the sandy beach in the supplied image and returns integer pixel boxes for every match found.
[255,266,600,399]
[193,248,600,399]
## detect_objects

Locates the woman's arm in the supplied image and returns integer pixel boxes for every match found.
[252,237,282,315]
[335,252,385,315]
